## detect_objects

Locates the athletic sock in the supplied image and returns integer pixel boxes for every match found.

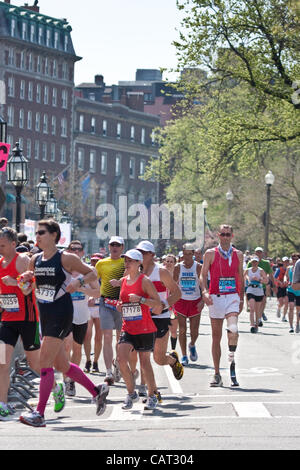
[37,368,55,416]
[171,337,177,350]
[66,363,98,398]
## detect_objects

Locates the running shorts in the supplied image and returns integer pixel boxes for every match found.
[174,298,202,318]
[288,291,300,306]
[247,293,264,303]
[99,297,122,330]
[208,293,240,319]
[71,323,88,345]
[277,287,287,299]
[152,317,171,339]
[0,321,40,351]
[118,331,156,352]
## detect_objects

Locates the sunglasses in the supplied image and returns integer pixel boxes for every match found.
[70,246,83,252]
[35,230,47,236]
[110,242,122,247]
[219,232,232,237]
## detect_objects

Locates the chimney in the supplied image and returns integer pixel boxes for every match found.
[126,92,144,112]
[23,1,40,12]
[95,75,104,87]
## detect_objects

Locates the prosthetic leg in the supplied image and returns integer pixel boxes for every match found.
[227,317,239,387]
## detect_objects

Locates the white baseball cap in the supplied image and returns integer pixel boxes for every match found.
[255,246,264,252]
[135,240,155,253]
[122,249,143,262]
[252,256,260,262]
[282,256,289,262]
[109,236,124,245]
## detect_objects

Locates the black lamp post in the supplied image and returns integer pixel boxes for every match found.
[6,142,29,232]
[35,171,51,219]
[45,189,58,218]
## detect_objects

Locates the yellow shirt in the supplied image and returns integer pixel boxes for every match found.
[95,257,125,299]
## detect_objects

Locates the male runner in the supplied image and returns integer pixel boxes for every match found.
[0,227,40,419]
[95,236,125,385]
[200,225,244,387]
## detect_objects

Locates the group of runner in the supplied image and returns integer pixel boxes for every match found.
[0,220,299,426]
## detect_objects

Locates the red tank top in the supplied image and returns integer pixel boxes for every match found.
[120,274,157,335]
[209,247,240,295]
[0,254,39,322]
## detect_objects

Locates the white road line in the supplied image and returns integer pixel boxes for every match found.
[164,365,183,394]
[108,402,145,421]
[233,402,272,418]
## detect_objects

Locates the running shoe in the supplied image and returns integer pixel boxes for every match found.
[53,383,65,413]
[282,316,288,322]
[144,395,158,411]
[138,384,147,397]
[122,391,139,410]
[181,355,189,366]
[65,379,76,397]
[92,362,99,373]
[188,343,198,362]
[19,411,46,428]
[262,313,268,321]
[210,374,223,388]
[258,320,263,327]
[169,351,184,380]
[289,328,295,334]
[250,326,257,334]
[104,372,115,386]
[94,383,109,416]
[154,391,163,404]
[113,359,121,383]
[84,360,92,373]
[0,403,9,420]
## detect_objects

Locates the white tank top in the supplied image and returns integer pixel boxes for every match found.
[246,268,264,297]
[178,261,201,301]
[70,275,90,325]
[148,263,170,319]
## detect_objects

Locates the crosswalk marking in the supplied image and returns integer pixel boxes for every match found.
[233,402,272,418]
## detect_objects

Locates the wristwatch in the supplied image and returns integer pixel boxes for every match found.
[78,277,85,288]
[140,297,146,304]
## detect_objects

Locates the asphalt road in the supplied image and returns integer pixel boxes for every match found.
[1,297,300,451]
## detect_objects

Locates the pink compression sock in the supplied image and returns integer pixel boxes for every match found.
[66,363,98,398]
[37,368,55,416]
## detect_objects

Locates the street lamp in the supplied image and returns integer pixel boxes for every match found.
[264,171,275,256]
[226,189,234,221]
[35,171,51,219]
[0,116,7,143]
[45,189,58,218]
[202,200,208,250]
[6,142,29,232]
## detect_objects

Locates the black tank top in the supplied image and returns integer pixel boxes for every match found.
[34,250,71,301]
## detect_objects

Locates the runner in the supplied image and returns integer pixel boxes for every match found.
[0,227,40,420]
[64,241,100,396]
[117,249,161,410]
[95,236,125,385]
[274,257,289,323]
[19,219,109,427]
[136,241,183,399]
[200,224,244,387]
[292,258,300,291]
[173,244,203,366]
[244,255,269,333]
[247,247,276,325]
[163,254,178,351]
[84,253,104,374]
[286,253,300,333]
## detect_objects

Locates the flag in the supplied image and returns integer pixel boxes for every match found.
[57,169,68,197]
[81,174,91,204]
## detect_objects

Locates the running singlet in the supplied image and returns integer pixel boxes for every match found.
[274,267,287,286]
[287,267,300,296]
[178,261,201,301]
[95,257,125,299]
[246,268,264,297]
[120,274,157,335]
[70,275,90,325]
[34,250,72,310]
[148,263,170,319]
[209,247,240,296]
[0,254,38,322]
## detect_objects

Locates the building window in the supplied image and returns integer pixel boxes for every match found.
[101,152,107,175]
[8,48,15,66]
[91,117,96,133]
[27,111,32,130]
[11,19,16,38]
[22,22,27,41]
[37,56,41,73]
[28,82,33,101]
[151,131,156,146]
[54,31,59,49]
[129,157,135,178]
[44,86,49,105]
[130,126,135,142]
[51,116,56,135]
[117,122,121,139]
[43,114,48,134]
[46,29,51,47]
[28,53,33,71]
[79,115,84,132]
[50,143,56,162]
[52,88,57,107]
[26,139,32,159]
[19,109,25,129]
[141,128,145,144]
[30,24,35,42]
[60,145,67,164]
[64,35,69,52]
[7,106,14,126]
[20,51,25,69]
[78,149,84,170]
[139,159,146,177]
[36,84,41,103]
[88,93,95,101]
[35,112,41,132]
[61,118,67,137]
[38,26,43,45]
[53,60,57,78]
[102,120,107,137]
[20,80,25,100]
[90,151,96,173]
[7,77,14,97]
[62,90,68,109]
[34,141,40,160]
[42,142,47,161]
[62,62,68,80]
[115,154,121,176]
[44,58,49,75]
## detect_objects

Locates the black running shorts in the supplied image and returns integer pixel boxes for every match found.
[118,331,156,352]
[0,321,40,351]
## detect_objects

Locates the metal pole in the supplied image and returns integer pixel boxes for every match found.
[15,185,22,233]
[40,205,45,220]
[264,184,271,256]
[203,208,206,251]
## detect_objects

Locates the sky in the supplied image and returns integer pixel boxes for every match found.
[13,0,184,86]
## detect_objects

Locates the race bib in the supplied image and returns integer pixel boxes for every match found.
[122,302,142,321]
[0,294,19,312]
[219,277,237,294]
[181,276,196,289]
[36,286,56,304]
[71,291,86,301]
[104,298,118,311]
[250,280,262,288]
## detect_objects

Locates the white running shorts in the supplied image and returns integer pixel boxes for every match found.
[209,293,240,319]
